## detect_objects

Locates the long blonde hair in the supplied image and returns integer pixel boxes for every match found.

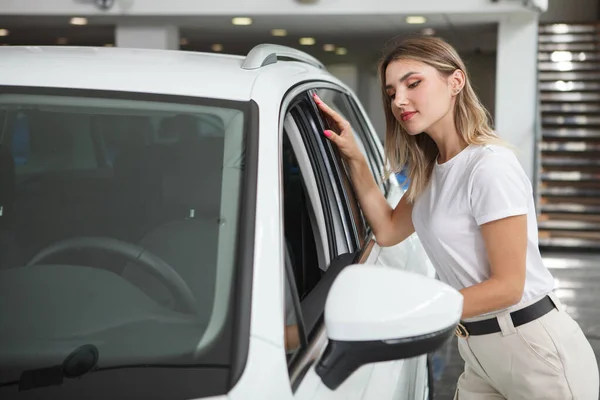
[379,36,500,202]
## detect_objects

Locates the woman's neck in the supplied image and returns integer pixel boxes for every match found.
[426,116,468,164]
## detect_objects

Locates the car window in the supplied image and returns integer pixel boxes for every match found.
[315,88,387,195]
[0,88,254,398]
[282,91,379,386]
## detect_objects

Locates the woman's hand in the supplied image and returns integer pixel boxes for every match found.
[313,94,362,161]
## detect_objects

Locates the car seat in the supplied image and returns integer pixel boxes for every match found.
[119,118,225,321]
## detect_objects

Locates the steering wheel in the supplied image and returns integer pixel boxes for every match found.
[26,237,199,315]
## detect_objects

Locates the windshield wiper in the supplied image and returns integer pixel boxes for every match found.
[1,344,99,391]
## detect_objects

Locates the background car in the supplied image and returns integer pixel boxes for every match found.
[0,44,462,399]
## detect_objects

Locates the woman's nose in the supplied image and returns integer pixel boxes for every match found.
[394,93,408,108]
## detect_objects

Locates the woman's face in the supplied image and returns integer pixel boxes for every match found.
[384,58,458,136]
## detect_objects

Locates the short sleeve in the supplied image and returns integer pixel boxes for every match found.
[469,152,531,226]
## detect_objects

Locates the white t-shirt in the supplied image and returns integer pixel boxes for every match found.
[411,143,555,315]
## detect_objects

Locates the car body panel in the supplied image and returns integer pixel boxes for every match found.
[0,45,441,400]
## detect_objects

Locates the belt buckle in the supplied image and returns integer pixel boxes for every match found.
[455,322,469,339]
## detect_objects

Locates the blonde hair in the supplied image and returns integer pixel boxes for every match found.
[379,36,500,202]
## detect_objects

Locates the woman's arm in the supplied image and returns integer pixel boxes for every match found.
[459,214,527,319]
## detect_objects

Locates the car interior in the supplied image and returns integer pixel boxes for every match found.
[0,100,247,378]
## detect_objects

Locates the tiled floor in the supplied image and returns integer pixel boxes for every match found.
[432,251,600,399]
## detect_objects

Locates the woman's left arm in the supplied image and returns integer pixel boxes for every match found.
[459,214,528,319]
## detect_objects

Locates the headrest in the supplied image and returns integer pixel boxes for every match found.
[161,137,224,218]
[159,114,197,142]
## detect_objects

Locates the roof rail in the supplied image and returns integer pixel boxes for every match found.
[241,44,325,70]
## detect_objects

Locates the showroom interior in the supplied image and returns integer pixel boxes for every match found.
[1,0,599,398]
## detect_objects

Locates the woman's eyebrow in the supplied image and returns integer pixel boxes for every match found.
[385,71,419,89]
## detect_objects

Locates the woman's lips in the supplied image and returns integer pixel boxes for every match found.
[401,111,417,122]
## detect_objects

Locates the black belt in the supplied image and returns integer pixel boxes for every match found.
[455,295,556,338]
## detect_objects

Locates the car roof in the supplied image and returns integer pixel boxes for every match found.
[0,46,339,102]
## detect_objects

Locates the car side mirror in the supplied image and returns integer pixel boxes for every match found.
[315,264,463,390]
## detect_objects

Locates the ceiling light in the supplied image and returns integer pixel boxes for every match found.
[212,43,224,52]
[271,29,287,37]
[299,37,315,46]
[57,37,68,45]
[557,61,573,71]
[335,47,347,55]
[406,16,427,24]
[232,17,252,26]
[104,43,114,47]
[551,51,572,62]
[180,38,189,46]
[70,17,88,26]
[421,28,436,36]
[551,24,569,34]
[0,29,9,37]
[323,44,336,52]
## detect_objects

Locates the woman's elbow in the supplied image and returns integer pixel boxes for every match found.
[505,282,525,307]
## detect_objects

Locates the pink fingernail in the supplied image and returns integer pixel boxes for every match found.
[314,94,322,103]
[324,130,332,137]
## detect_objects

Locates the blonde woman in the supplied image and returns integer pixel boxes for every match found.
[313,36,599,400]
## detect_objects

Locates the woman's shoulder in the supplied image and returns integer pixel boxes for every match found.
[468,142,519,167]
[467,142,526,181]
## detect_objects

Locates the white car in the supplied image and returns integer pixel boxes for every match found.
[0,44,462,399]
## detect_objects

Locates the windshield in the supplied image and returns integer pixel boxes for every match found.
[0,88,252,398]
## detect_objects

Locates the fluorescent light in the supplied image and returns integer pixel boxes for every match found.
[212,43,223,52]
[406,16,427,24]
[232,17,252,26]
[0,29,9,37]
[551,51,572,62]
[335,47,347,55]
[271,29,287,37]
[104,43,114,47]
[70,17,88,26]
[421,28,436,36]
[551,24,569,34]
[557,62,573,71]
[555,81,574,91]
[299,37,315,45]
[323,44,335,52]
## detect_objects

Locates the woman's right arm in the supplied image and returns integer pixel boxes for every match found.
[313,94,415,247]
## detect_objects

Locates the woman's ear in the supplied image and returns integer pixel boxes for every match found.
[450,69,466,96]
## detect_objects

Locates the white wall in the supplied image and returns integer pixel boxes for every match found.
[1,0,531,15]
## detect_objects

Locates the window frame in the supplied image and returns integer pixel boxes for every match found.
[279,84,381,391]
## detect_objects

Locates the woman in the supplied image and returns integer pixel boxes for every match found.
[313,36,599,400]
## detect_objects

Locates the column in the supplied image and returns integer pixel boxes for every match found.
[115,25,179,50]
[495,12,539,181]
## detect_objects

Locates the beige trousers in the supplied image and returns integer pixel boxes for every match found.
[454,292,599,400]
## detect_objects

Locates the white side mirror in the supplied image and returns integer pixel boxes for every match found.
[316,264,463,390]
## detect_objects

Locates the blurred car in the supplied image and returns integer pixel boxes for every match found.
[0,44,462,400]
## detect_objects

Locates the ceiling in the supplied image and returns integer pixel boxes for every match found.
[0,13,501,64]
[0,0,597,63]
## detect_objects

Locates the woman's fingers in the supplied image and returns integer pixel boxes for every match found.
[313,94,347,128]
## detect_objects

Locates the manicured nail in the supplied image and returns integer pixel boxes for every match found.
[324,130,332,137]
[313,94,322,103]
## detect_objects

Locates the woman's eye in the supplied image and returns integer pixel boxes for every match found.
[408,80,421,89]
[389,93,396,100]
